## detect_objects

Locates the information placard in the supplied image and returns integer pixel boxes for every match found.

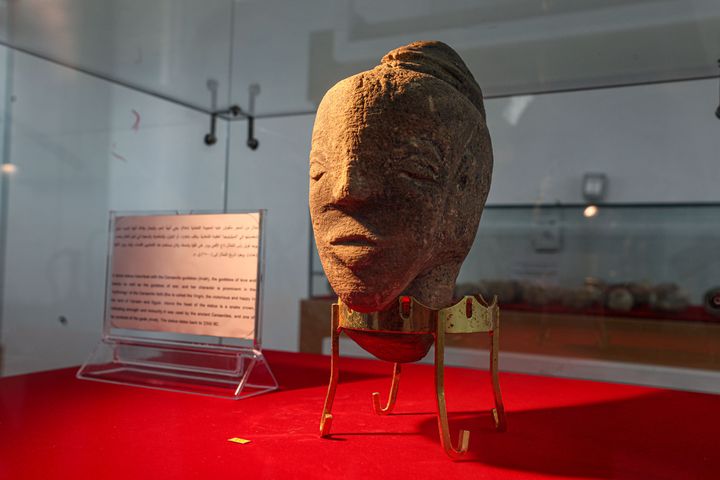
[109,213,260,339]
[78,211,277,399]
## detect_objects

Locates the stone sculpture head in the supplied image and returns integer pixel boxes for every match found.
[310,41,493,313]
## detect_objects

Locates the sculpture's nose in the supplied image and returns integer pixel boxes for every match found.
[331,162,376,206]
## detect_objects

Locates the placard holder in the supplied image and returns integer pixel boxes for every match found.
[78,339,277,399]
[77,210,277,399]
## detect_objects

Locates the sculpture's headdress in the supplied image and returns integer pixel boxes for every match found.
[380,41,486,119]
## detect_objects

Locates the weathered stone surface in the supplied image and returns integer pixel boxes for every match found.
[309,41,493,317]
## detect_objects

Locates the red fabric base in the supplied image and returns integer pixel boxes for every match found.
[1,350,718,479]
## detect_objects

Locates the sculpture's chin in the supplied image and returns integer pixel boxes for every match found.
[338,288,396,313]
[318,236,435,312]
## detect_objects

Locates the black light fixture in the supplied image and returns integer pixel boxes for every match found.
[716,58,720,119]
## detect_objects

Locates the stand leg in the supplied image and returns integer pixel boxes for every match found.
[372,363,401,415]
[489,323,507,432]
[435,323,470,459]
[320,304,340,437]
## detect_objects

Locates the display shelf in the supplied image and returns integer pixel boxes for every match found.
[300,298,720,374]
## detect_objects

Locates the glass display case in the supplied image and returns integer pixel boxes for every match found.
[1,0,719,391]
[307,203,720,380]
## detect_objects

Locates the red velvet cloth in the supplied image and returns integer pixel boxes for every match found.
[1,350,718,479]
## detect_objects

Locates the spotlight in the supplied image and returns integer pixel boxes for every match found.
[583,205,598,218]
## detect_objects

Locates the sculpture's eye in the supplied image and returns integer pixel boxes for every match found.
[397,158,439,183]
[310,163,326,181]
[392,144,440,184]
[398,167,436,183]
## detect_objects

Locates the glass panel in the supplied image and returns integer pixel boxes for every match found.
[307,203,720,374]
[0,50,228,376]
[457,204,720,371]
[484,78,720,205]
[232,0,720,116]
[0,0,234,111]
[0,45,10,364]
[226,116,312,351]
[462,205,720,305]
[294,23,719,384]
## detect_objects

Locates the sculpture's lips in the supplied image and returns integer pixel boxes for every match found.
[329,234,378,247]
[327,234,381,270]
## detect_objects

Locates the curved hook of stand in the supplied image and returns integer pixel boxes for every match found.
[491,409,506,432]
[372,363,401,415]
[436,418,471,458]
[436,407,471,458]
[435,318,470,459]
[447,429,471,459]
[320,413,333,437]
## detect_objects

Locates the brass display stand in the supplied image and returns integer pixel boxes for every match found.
[319,295,507,459]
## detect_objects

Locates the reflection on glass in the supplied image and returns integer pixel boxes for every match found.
[1,163,17,175]
[232,0,720,116]
[310,203,720,376]
[0,0,235,111]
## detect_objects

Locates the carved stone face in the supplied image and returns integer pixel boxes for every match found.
[309,42,492,313]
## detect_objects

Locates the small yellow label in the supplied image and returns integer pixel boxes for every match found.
[228,437,251,444]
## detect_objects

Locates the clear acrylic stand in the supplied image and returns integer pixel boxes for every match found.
[78,339,277,399]
[77,210,278,399]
